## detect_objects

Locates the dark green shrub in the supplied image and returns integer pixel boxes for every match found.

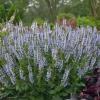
[34,18,44,26]
[57,13,75,20]
[95,20,100,30]
[77,16,96,27]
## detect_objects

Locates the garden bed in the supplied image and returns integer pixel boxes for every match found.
[0,22,100,100]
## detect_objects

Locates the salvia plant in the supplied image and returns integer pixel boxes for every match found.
[0,21,100,100]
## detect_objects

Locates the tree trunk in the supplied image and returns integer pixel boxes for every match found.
[89,0,97,18]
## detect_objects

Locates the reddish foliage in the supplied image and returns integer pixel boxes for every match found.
[68,18,77,29]
[94,97,100,100]
[56,18,77,29]
[80,68,100,100]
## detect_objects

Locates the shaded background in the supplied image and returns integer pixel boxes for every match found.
[0,0,100,26]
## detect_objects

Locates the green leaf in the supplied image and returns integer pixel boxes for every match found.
[52,95,62,100]
[49,86,64,95]
[0,32,8,38]
[16,80,30,92]
[0,58,6,67]
[31,96,44,100]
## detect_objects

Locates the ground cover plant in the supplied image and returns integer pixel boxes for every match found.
[0,21,100,100]
[79,68,100,100]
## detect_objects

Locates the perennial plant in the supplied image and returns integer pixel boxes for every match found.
[0,21,100,100]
